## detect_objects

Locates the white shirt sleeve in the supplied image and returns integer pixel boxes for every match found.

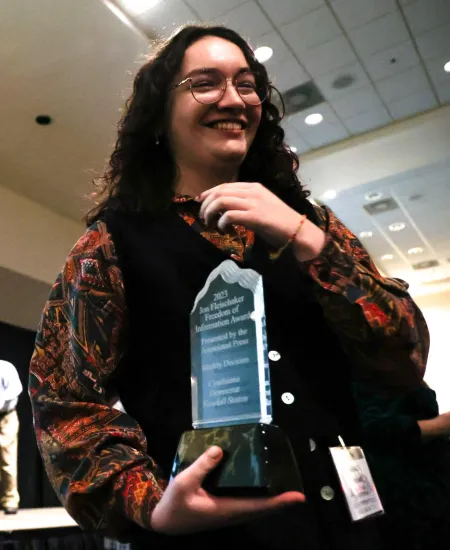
[0,360,23,411]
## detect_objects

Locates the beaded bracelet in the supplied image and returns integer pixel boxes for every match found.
[269,214,307,261]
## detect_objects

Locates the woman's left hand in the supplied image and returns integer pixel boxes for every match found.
[198,182,326,261]
[198,182,302,248]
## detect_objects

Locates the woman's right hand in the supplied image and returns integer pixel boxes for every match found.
[150,446,305,535]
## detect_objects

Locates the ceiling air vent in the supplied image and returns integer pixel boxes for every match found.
[412,260,440,270]
[363,198,399,215]
[280,81,325,117]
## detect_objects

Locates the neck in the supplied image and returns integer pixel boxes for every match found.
[176,163,239,197]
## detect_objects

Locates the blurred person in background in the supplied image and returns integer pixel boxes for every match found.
[0,359,22,514]
[29,24,429,549]
[354,380,450,549]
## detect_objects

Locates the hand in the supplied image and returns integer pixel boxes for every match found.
[198,182,301,248]
[150,446,305,535]
[418,412,450,440]
[198,182,325,261]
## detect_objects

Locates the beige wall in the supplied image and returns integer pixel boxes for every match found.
[415,291,450,413]
[0,185,83,285]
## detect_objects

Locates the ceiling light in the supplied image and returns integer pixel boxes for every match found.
[290,146,298,153]
[365,191,383,202]
[381,254,394,261]
[444,61,450,73]
[359,231,373,238]
[305,113,323,126]
[408,247,424,255]
[322,189,337,200]
[389,222,406,232]
[254,46,273,63]
[117,0,161,15]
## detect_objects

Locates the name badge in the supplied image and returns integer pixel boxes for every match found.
[329,443,384,522]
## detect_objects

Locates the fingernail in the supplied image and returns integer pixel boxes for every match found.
[194,196,201,202]
[207,446,221,459]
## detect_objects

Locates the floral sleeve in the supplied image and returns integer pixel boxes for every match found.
[29,220,166,534]
[305,205,429,392]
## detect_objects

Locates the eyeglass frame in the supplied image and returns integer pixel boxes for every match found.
[169,68,272,106]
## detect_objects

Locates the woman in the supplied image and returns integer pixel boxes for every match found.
[29,25,429,549]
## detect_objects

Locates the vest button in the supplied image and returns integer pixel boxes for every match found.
[268,350,281,361]
[281,392,295,405]
[320,486,335,501]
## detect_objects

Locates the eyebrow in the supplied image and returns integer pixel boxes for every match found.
[183,67,253,78]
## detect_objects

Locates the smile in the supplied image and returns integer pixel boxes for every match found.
[205,121,247,130]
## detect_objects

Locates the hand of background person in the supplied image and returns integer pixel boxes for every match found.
[197,182,325,262]
[418,411,450,440]
[150,446,305,535]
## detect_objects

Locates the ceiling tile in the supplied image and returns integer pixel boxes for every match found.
[315,62,370,100]
[330,0,396,31]
[298,35,357,78]
[329,85,384,118]
[343,106,392,134]
[137,0,197,37]
[387,89,438,119]
[402,0,450,36]
[254,31,295,68]
[363,41,420,81]
[215,1,273,44]
[257,0,325,27]
[416,23,450,61]
[436,80,450,104]
[290,103,350,148]
[185,0,247,20]
[268,55,310,92]
[425,56,450,87]
[348,11,410,59]
[375,65,431,103]
[281,6,342,55]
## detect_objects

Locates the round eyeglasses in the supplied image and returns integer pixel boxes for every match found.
[170,69,269,106]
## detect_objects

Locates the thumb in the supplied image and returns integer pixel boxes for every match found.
[181,446,223,489]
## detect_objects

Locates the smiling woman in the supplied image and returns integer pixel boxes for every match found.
[29,23,432,550]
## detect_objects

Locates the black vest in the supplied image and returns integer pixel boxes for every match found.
[104,205,380,550]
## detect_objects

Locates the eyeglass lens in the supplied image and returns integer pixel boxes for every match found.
[189,69,267,105]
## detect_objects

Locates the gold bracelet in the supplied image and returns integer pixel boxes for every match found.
[269,215,307,261]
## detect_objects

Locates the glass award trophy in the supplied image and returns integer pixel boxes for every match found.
[171,260,303,496]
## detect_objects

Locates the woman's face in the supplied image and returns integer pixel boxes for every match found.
[168,36,263,176]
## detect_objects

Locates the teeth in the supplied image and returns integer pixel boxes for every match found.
[213,122,243,130]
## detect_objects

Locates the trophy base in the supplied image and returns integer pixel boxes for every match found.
[171,423,303,496]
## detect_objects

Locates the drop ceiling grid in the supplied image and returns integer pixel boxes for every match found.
[321,161,450,280]
[135,0,449,152]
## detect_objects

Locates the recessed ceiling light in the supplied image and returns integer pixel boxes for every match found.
[121,0,160,15]
[322,189,337,200]
[359,231,373,238]
[35,115,52,125]
[389,222,406,232]
[290,146,298,153]
[408,247,424,255]
[444,61,450,73]
[381,254,394,261]
[365,191,383,202]
[254,46,273,63]
[305,113,323,126]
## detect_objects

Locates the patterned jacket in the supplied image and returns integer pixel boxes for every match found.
[29,202,429,534]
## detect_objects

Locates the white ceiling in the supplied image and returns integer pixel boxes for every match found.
[127,0,450,153]
[0,0,449,316]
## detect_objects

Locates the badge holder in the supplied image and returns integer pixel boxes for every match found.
[329,436,384,522]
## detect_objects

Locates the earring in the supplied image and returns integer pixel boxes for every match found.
[155,135,160,145]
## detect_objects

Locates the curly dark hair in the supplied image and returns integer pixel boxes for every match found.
[85,24,309,225]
